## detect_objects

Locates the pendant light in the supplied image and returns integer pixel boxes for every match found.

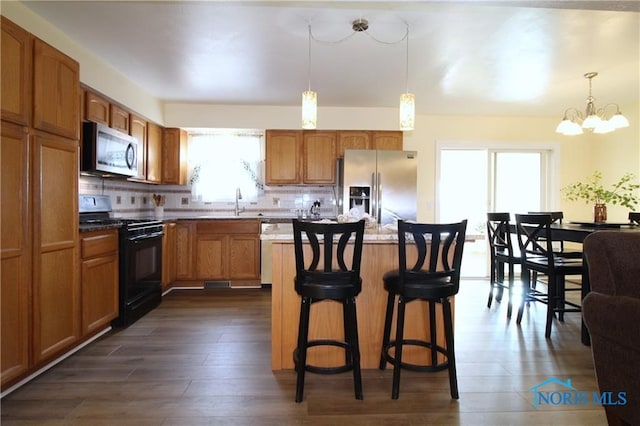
[301,25,317,129]
[399,24,415,131]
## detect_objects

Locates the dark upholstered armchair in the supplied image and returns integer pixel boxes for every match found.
[583,232,640,426]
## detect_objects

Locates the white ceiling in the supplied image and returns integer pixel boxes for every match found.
[22,1,640,116]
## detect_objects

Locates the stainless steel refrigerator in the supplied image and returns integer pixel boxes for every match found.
[338,149,417,225]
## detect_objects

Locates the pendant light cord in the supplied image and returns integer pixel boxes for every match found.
[405,24,409,93]
[307,25,312,92]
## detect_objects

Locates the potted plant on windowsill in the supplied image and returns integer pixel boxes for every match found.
[561,171,639,223]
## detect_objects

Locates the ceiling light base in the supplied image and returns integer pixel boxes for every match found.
[352,19,369,32]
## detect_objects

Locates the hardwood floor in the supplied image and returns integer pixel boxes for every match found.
[1,280,607,425]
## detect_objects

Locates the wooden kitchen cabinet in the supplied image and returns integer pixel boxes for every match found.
[163,128,188,185]
[31,130,80,365]
[84,90,110,126]
[337,130,402,155]
[194,220,260,285]
[302,131,337,184]
[162,222,177,290]
[228,234,261,281]
[337,131,371,158]
[1,16,32,126]
[175,220,260,286]
[1,121,31,387]
[129,114,148,181]
[109,104,130,133]
[146,122,163,183]
[196,234,226,279]
[32,38,80,140]
[371,131,403,150]
[2,18,80,390]
[80,229,119,335]
[265,130,302,185]
[175,221,194,280]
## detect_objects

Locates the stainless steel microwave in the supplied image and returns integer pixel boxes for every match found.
[82,121,138,177]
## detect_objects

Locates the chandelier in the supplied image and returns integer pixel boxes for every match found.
[556,72,629,136]
[301,19,414,131]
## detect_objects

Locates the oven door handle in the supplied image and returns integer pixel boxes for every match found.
[128,231,164,242]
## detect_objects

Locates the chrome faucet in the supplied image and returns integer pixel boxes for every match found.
[234,187,245,216]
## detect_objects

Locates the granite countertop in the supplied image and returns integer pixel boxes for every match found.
[260,222,483,242]
[163,215,332,224]
[260,222,400,242]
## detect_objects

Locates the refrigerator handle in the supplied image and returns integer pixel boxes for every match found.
[377,172,382,224]
[371,172,377,222]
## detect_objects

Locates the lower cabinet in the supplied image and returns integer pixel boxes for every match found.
[162,222,177,290]
[175,220,260,287]
[80,229,119,335]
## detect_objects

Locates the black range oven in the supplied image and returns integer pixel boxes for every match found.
[79,194,163,327]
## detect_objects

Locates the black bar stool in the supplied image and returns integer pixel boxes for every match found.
[379,219,467,400]
[292,219,365,403]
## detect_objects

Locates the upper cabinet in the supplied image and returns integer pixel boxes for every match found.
[337,131,371,157]
[32,39,80,140]
[129,114,148,181]
[265,130,302,185]
[84,90,109,125]
[302,131,337,184]
[109,104,130,133]
[162,128,188,185]
[146,122,163,183]
[84,89,130,134]
[336,130,403,157]
[371,131,403,151]
[1,17,32,126]
[265,130,336,185]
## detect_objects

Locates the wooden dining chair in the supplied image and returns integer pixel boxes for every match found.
[486,213,522,318]
[514,214,583,338]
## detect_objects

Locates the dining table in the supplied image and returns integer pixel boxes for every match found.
[520,220,640,345]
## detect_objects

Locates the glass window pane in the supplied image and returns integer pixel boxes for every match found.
[495,152,541,214]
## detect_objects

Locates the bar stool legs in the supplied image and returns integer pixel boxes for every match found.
[295,297,311,403]
[380,294,459,400]
[294,296,363,403]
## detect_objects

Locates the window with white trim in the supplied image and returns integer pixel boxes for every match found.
[187,130,264,202]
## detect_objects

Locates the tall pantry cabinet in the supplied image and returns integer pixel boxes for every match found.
[1,17,81,389]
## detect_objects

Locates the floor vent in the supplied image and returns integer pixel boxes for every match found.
[204,281,231,289]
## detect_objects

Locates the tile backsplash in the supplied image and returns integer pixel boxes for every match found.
[79,176,339,218]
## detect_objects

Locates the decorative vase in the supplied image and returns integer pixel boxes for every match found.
[154,206,164,219]
[594,203,607,223]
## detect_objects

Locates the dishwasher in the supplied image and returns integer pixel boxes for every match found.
[261,221,292,286]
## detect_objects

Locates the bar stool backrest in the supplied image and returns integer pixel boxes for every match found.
[292,219,365,295]
[396,219,467,291]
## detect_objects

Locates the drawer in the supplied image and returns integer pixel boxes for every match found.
[196,220,260,234]
[81,229,119,259]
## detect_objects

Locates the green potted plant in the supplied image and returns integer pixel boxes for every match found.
[561,171,640,222]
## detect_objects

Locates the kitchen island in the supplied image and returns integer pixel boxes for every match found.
[263,223,453,370]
